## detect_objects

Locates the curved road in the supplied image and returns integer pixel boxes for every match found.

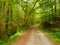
[10,26,57,45]
[26,28,55,45]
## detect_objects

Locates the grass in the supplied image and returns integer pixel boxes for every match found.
[43,28,60,43]
[0,29,25,45]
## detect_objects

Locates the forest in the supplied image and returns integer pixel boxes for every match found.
[0,0,60,45]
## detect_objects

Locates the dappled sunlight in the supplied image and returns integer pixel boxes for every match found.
[0,0,60,45]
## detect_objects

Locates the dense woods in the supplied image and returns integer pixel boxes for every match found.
[0,0,60,45]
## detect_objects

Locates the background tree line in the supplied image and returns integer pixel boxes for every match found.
[0,0,60,42]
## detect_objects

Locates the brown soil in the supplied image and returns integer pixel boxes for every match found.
[9,25,60,45]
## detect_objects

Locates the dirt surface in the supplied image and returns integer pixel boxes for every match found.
[9,25,59,45]
[9,30,31,45]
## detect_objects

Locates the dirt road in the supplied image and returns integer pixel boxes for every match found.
[9,26,58,45]
[26,28,56,45]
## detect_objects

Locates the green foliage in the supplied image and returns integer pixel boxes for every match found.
[0,0,60,44]
[43,28,60,43]
[0,29,25,45]
[39,0,60,43]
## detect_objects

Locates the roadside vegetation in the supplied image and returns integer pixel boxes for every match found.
[0,0,60,45]
[39,0,60,43]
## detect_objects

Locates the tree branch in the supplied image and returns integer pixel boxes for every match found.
[29,0,39,16]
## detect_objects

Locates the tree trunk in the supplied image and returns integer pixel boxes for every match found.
[54,0,57,16]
